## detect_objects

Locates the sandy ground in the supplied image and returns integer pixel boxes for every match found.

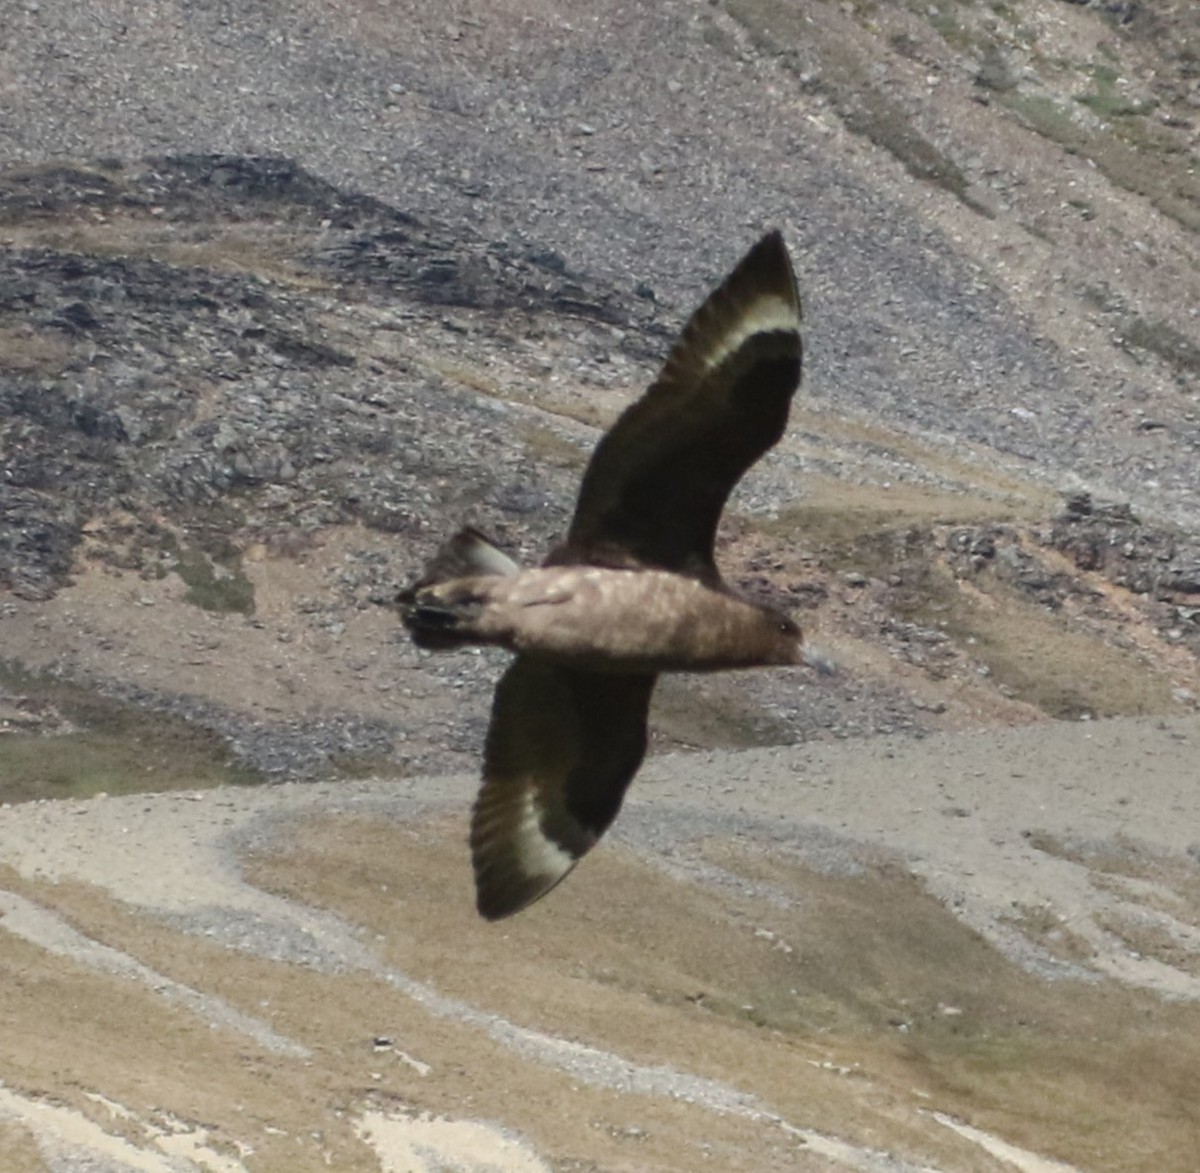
[3,712,1199,1172]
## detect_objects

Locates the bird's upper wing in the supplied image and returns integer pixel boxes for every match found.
[471,656,656,920]
[551,230,802,583]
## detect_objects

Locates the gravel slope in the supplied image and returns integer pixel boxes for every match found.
[2,0,1198,518]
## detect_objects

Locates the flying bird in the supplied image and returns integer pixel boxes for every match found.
[399,231,805,919]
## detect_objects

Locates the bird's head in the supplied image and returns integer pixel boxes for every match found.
[759,609,806,666]
[756,609,838,674]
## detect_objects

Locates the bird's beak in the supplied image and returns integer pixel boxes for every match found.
[801,643,838,676]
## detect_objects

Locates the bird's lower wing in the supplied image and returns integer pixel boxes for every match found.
[471,657,656,920]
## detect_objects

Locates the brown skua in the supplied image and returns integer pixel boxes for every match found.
[400,231,807,919]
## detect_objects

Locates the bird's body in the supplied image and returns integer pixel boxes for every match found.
[409,564,802,673]
[399,230,807,919]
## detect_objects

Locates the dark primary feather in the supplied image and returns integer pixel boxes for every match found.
[549,230,803,584]
[471,657,656,920]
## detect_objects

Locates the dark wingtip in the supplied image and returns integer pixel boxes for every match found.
[751,227,787,257]
[475,878,548,921]
[729,229,800,314]
[472,844,581,921]
[661,229,802,386]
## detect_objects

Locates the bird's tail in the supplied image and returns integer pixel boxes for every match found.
[407,527,521,588]
[397,528,519,650]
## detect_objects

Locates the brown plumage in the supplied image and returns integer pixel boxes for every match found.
[399,231,805,919]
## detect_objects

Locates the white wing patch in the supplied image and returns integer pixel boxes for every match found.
[512,787,578,879]
[702,291,801,373]
[471,766,586,919]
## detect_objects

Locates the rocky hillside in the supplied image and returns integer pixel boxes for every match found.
[1,136,1197,786]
